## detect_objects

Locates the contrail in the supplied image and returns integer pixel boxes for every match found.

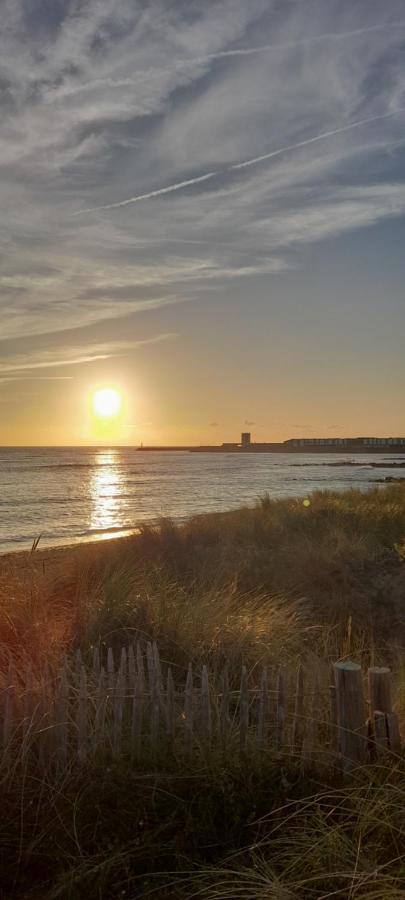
[231,108,405,170]
[206,20,405,59]
[75,107,404,214]
[74,172,218,214]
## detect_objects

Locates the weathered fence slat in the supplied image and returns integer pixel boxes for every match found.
[2,662,14,758]
[94,667,106,753]
[334,660,367,770]
[201,665,211,744]
[92,647,100,679]
[107,648,115,692]
[22,661,34,743]
[113,662,126,758]
[239,666,249,753]
[276,671,286,751]
[303,675,319,764]
[131,672,144,760]
[128,645,136,689]
[146,642,155,690]
[77,665,88,763]
[166,668,175,742]
[292,664,305,752]
[153,642,163,695]
[1,645,401,768]
[220,665,230,741]
[54,664,69,765]
[257,667,268,747]
[184,663,193,754]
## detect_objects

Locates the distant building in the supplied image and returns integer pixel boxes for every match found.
[241,432,251,448]
[284,437,405,447]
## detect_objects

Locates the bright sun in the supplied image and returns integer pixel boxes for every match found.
[92,388,122,419]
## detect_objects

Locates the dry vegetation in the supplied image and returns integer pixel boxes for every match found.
[1,483,405,898]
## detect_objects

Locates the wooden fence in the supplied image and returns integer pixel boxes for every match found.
[0,643,402,772]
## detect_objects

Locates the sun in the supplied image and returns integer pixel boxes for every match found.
[92,388,122,419]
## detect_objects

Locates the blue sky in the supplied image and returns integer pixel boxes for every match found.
[0,0,404,443]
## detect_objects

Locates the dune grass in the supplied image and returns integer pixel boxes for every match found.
[1,483,405,897]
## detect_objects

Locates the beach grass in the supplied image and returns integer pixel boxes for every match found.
[1,482,405,897]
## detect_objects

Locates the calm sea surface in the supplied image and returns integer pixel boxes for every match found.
[0,447,404,554]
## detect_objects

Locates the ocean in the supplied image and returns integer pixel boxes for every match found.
[0,447,404,555]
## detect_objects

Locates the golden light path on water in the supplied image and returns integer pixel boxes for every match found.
[89,450,130,539]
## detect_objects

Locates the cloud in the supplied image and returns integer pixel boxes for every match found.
[0,333,176,375]
[1,0,405,372]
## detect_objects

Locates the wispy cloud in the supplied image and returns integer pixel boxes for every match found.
[76,107,405,214]
[0,334,177,375]
[1,0,405,372]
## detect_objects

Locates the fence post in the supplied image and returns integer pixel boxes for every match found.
[334,661,367,770]
[368,666,401,754]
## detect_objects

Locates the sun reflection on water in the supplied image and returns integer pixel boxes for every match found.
[90,450,125,536]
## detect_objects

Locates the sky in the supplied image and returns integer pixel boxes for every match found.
[0,0,404,446]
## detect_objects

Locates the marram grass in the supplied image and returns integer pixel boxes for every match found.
[1,483,405,898]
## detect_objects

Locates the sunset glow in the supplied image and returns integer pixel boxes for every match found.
[92,388,122,420]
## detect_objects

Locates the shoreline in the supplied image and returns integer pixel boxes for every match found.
[1,475,405,562]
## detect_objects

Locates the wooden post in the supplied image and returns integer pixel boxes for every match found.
[334,661,367,770]
[239,666,249,753]
[368,667,392,716]
[292,664,305,753]
[368,667,401,754]
[276,671,286,751]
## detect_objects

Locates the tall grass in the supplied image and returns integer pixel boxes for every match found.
[1,483,405,897]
